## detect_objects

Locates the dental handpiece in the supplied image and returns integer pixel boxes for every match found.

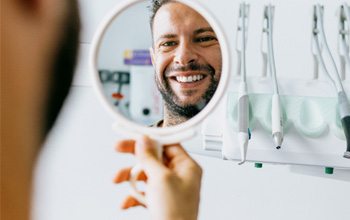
[266,5,283,149]
[314,4,350,158]
[237,3,250,165]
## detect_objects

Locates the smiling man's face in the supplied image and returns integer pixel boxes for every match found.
[150,2,222,120]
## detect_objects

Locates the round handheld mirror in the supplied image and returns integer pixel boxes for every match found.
[90,0,230,203]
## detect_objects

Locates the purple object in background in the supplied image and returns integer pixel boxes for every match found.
[124,49,152,65]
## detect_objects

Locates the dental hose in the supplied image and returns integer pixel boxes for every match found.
[267,5,283,149]
[315,5,350,158]
[341,4,350,70]
[237,3,250,165]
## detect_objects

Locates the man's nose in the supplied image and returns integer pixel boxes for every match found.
[174,42,198,66]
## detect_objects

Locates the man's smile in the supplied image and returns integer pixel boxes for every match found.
[166,71,209,89]
[175,74,204,83]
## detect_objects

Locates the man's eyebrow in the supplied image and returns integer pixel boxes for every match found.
[156,34,177,43]
[194,27,215,35]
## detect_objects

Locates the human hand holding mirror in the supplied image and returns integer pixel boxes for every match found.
[90,0,230,211]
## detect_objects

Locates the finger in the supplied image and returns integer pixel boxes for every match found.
[163,143,191,162]
[163,144,202,178]
[120,194,146,209]
[113,167,147,183]
[115,140,136,154]
[135,136,167,174]
[114,167,131,183]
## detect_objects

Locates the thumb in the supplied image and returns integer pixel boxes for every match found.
[135,136,165,174]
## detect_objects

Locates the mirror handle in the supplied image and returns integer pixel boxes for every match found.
[129,164,147,205]
[112,122,196,204]
[129,140,162,205]
[112,122,197,144]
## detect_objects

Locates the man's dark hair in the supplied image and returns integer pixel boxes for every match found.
[149,0,172,32]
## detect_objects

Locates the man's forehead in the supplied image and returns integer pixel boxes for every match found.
[152,2,211,36]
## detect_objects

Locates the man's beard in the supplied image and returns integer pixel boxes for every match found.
[156,62,219,119]
[44,1,80,134]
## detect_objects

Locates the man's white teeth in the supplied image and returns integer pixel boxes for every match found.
[175,75,204,83]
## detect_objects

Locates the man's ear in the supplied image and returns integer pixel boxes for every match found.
[149,47,155,66]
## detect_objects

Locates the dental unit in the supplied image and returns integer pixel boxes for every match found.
[236,2,251,165]
[263,5,284,149]
[313,4,350,159]
[338,3,350,80]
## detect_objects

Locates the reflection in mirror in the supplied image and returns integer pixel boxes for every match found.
[97,0,222,127]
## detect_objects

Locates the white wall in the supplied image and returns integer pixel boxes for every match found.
[97,0,152,71]
[33,0,350,220]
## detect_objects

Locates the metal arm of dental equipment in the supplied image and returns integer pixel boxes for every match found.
[263,5,284,149]
[312,10,323,80]
[261,10,269,78]
[313,4,350,159]
[236,2,251,165]
[236,3,250,78]
[312,41,321,79]
[339,3,350,80]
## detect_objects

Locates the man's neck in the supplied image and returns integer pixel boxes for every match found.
[163,107,188,127]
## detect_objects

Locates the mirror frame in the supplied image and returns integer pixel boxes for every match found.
[90,0,231,136]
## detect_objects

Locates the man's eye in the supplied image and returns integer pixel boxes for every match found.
[161,41,177,47]
[194,36,217,43]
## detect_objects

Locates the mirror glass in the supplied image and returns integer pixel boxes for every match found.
[97,0,223,128]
